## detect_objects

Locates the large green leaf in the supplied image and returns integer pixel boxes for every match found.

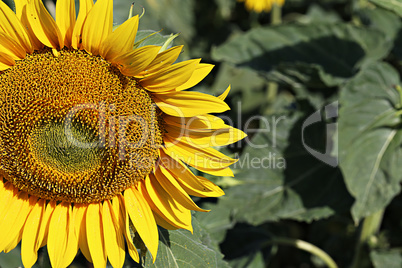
[215,100,353,225]
[143,218,228,268]
[369,0,402,17]
[212,23,391,87]
[338,63,402,222]
[371,249,402,268]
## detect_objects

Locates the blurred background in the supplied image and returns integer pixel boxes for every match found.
[2,0,402,267]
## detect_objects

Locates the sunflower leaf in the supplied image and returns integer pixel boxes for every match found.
[338,62,402,222]
[143,217,229,268]
[214,100,353,225]
[369,0,402,17]
[212,23,391,87]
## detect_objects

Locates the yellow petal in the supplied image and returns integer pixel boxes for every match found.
[137,45,183,77]
[115,45,161,77]
[124,186,159,261]
[16,4,44,50]
[0,51,15,70]
[162,140,236,175]
[21,198,46,268]
[155,91,230,117]
[56,0,76,47]
[26,0,63,49]
[81,0,113,55]
[0,191,31,251]
[100,15,139,61]
[164,136,236,167]
[175,63,214,91]
[141,59,201,92]
[118,194,139,263]
[164,114,228,130]
[38,200,56,248]
[71,0,93,49]
[47,202,77,268]
[166,124,246,147]
[218,85,231,100]
[0,0,33,53]
[73,204,92,263]
[103,200,125,268]
[86,203,107,268]
[139,177,192,230]
[159,151,224,197]
[0,32,26,60]
[155,166,208,212]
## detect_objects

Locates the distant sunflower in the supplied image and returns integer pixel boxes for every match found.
[238,0,285,13]
[0,0,246,267]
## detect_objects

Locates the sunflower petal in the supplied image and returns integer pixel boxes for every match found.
[166,124,246,147]
[118,194,140,263]
[38,200,56,248]
[0,1,33,53]
[137,45,183,77]
[81,0,113,55]
[100,15,139,61]
[15,3,43,50]
[155,91,230,117]
[141,59,200,92]
[0,32,26,60]
[155,166,208,212]
[160,151,225,197]
[103,200,125,268]
[124,186,159,261]
[115,45,161,77]
[71,0,93,49]
[175,64,214,91]
[21,198,46,268]
[26,0,63,49]
[47,202,77,268]
[56,0,76,47]
[86,203,107,268]
[0,191,30,252]
[73,204,92,263]
[139,177,192,230]
[218,85,231,100]
[163,114,228,130]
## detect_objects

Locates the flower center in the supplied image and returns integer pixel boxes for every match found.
[0,49,164,203]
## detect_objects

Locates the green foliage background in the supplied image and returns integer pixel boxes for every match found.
[2,0,402,267]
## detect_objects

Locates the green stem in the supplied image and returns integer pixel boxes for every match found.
[270,3,282,25]
[351,209,384,268]
[267,237,338,268]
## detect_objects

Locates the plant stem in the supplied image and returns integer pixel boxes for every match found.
[267,237,338,268]
[351,209,384,268]
[271,3,282,25]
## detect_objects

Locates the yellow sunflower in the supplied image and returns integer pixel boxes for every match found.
[238,0,285,13]
[0,0,246,267]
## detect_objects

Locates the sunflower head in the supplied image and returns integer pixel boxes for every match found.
[0,0,246,267]
[238,0,285,13]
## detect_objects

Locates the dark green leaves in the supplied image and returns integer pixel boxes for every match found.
[338,63,402,222]
[212,24,391,87]
[144,218,228,268]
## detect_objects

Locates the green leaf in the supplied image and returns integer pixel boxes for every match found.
[338,62,402,222]
[195,203,234,245]
[370,249,402,268]
[216,100,353,225]
[143,218,229,268]
[356,6,402,41]
[212,23,391,87]
[135,30,174,47]
[369,0,402,17]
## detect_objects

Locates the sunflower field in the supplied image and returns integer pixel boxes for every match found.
[1,0,402,267]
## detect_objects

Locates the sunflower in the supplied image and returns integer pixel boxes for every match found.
[238,0,285,13]
[0,0,246,267]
